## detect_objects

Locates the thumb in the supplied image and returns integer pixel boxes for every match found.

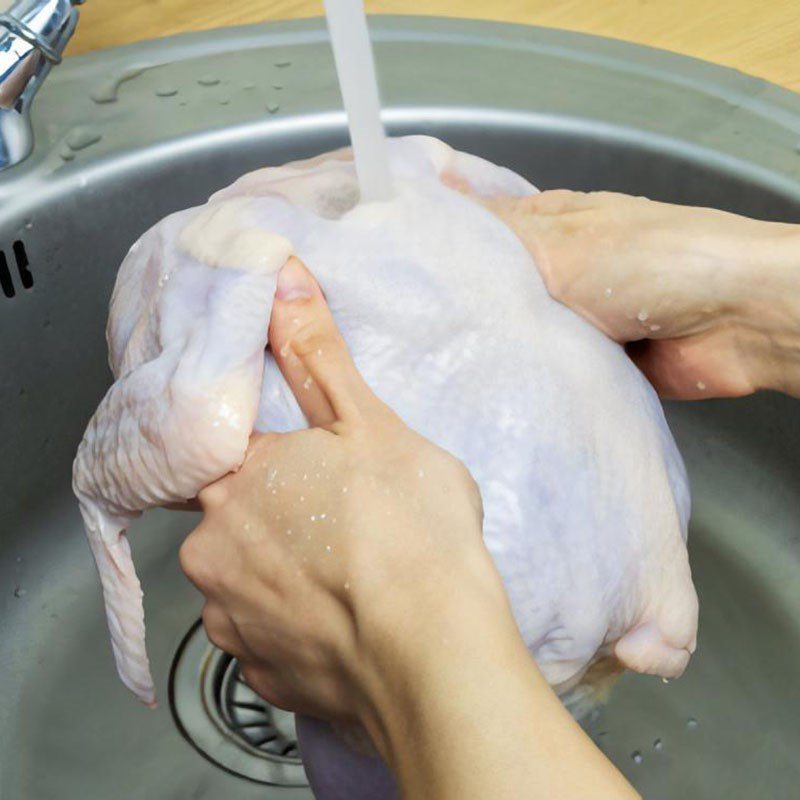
[269,257,379,428]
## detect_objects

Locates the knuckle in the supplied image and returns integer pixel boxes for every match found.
[441,453,484,512]
[540,264,566,302]
[201,607,231,651]
[240,666,285,707]
[178,535,202,581]
[179,533,223,593]
[292,325,341,362]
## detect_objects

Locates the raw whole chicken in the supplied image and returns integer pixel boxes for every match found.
[73,136,698,794]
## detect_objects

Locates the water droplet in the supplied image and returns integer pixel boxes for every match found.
[15,556,22,564]
[218,97,230,106]
[300,495,305,502]
[604,287,613,298]
[696,381,706,391]
[275,60,291,68]
[272,83,284,90]
[326,545,332,553]
[66,127,102,151]
[687,717,699,730]
[90,65,149,103]
[198,75,220,86]
[344,581,350,590]
[155,86,178,97]
[661,677,670,684]
[24,220,33,230]
[60,149,75,162]
[637,309,649,322]
[311,515,317,522]
[650,324,661,332]
[267,102,280,114]
[13,585,26,598]
[653,738,664,752]
[418,469,425,478]
[303,376,313,390]
[286,528,292,536]
[178,100,188,107]
[320,513,326,520]
[342,486,348,493]
[243,81,256,90]
[631,751,643,764]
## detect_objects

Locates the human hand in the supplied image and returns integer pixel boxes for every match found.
[178,257,502,755]
[484,190,800,399]
[179,257,639,799]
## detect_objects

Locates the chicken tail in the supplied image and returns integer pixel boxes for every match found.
[78,498,156,707]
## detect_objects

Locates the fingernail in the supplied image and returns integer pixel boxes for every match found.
[276,258,314,301]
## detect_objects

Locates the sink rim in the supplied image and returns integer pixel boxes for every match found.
[1,16,800,209]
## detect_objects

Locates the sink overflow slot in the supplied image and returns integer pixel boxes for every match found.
[1,240,32,298]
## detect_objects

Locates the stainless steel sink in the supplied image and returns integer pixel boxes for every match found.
[1,17,799,800]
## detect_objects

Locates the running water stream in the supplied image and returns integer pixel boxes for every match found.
[323,0,393,202]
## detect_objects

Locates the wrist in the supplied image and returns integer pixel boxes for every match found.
[351,550,523,762]
[732,223,800,395]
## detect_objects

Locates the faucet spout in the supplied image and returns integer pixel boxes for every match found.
[0,0,82,170]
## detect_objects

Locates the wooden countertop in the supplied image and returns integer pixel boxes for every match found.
[67,1,800,94]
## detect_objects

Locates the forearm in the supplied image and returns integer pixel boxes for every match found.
[357,564,639,800]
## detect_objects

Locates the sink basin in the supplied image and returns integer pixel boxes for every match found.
[1,17,798,799]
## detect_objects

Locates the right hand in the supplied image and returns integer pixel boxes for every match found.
[484,190,800,399]
[179,257,502,752]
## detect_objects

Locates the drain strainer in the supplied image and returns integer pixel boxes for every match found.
[169,620,308,786]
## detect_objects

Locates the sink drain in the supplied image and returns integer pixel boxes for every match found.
[169,620,308,787]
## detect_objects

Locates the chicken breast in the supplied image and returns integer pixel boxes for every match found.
[73,138,697,780]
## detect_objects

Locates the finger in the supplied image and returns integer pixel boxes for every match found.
[627,335,754,399]
[201,603,250,659]
[269,257,380,427]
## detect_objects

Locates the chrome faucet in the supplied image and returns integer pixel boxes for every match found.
[0,0,82,170]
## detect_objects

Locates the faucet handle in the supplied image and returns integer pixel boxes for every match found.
[0,0,81,65]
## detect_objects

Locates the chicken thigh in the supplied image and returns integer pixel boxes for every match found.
[73,137,697,781]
